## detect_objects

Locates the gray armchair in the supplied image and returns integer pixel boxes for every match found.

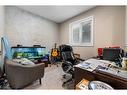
[4,59,45,89]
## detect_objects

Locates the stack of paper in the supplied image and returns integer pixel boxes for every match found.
[75,58,110,71]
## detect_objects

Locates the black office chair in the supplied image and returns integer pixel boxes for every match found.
[59,45,83,86]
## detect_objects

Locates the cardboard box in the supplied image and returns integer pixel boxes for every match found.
[76,79,90,90]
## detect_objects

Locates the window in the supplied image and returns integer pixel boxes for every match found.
[69,16,93,46]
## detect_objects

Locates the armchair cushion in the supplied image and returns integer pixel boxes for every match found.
[12,58,35,65]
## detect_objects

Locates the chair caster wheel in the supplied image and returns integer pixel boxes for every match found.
[62,75,66,78]
[62,83,66,87]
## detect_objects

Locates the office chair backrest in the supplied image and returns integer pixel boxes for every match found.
[59,45,75,64]
[62,52,75,62]
[60,45,73,52]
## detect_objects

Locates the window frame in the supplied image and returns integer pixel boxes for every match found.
[69,16,94,47]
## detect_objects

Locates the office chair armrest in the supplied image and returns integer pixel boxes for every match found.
[76,58,85,61]
[74,58,85,65]
[63,61,73,66]
[65,65,72,73]
[74,53,85,61]
[62,61,73,73]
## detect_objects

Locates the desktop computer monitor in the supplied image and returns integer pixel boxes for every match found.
[103,48,123,62]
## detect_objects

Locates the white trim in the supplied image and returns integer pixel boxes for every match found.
[125,7,127,46]
[69,16,94,47]
[125,44,127,47]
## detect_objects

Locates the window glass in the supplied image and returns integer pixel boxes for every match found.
[72,25,80,43]
[69,16,93,46]
[81,22,91,43]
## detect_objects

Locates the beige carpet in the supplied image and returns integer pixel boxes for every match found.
[4,64,74,89]
[25,64,67,89]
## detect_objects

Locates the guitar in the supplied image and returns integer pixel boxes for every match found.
[51,43,59,57]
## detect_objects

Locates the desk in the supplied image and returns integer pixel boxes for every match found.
[74,67,127,89]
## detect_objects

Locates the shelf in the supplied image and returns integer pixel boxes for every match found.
[11,46,46,48]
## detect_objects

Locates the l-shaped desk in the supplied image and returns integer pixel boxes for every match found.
[74,59,127,89]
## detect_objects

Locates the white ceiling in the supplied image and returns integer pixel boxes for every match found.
[18,6,95,23]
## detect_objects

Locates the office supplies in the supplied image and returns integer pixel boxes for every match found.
[121,57,127,69]
[75,59,110,71]
[74,66,127,89]
[96,65,127,79]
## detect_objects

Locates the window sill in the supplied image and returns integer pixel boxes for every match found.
[69,43,93,47]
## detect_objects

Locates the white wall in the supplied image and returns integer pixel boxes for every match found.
[60,6,125,59]
[0,6,4,51]
[2,6,126,59]
[0,6,4,69]
[125,6,127,46]
[5,6,60,52]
